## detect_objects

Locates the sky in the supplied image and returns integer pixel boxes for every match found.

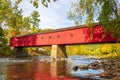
[17,0,76,29]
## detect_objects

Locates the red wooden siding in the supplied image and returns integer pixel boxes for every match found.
[10,25,117,47]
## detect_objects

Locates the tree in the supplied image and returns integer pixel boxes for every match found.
[0,0,42,56]
[1,0,25,36]
[68,0,120,40]
[19,17,31,35]
[0,0,13,56]
[30,11,40,32]
[17,0,58,8]
[6,2,40,36]
[0,0,13,27]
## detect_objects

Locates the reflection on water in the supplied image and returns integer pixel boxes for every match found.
[50,60,66,79]
[7,62,33,80]
[0,56,106,80]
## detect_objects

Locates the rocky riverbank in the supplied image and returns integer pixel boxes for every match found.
[33,56,120,79]
[87,59,120,79]
[9,54,120,79]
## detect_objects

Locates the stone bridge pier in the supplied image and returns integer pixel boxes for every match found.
[51,45,68,59]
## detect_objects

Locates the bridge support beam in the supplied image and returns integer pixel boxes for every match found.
[51,45,67,59]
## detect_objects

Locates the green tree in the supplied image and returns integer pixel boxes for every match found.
[20,17,31,35]
[17,0,57,8]
[0,0,13,30]
[0,27,13,56]
[0,0,44,56]
[30,11,40,32]
[68,0,120,40]
[6,2,23,36]
[0,0,13,56]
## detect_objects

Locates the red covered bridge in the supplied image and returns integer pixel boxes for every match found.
[10,25,118,58]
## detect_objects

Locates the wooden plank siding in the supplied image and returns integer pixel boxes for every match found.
[10,25,118,47]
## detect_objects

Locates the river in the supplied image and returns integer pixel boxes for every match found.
[0,56,109,80]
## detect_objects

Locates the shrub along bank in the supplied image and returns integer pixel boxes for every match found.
[66,43,120,58]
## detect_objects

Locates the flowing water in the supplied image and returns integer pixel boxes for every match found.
[0,56,108,80]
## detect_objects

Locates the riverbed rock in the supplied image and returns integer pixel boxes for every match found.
[88,59,120,79]
[88,61,102,70]
[72,66,79,71]
[79,65,89,70]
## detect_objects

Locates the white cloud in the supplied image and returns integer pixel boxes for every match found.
[18,0,75,29]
